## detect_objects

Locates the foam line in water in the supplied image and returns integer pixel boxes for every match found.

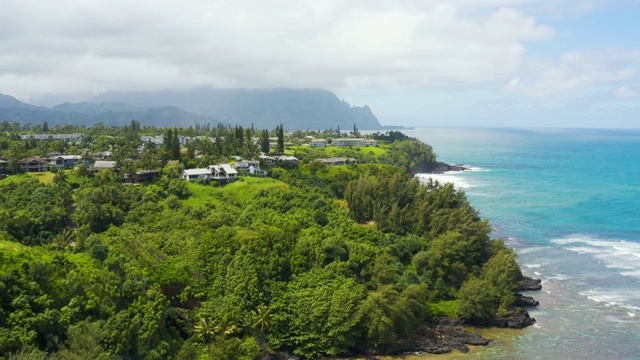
[552,235,640,279]
[416,173,472,189]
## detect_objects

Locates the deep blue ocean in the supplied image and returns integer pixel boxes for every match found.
[404,128,640,359]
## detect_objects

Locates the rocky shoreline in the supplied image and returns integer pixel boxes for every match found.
[417,161,468,174]
[268,276,542,359]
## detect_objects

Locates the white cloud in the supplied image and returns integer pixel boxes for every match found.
[506,49,640,97]
[0,0,553,101]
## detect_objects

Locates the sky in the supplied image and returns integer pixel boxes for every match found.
[1,1,640,128]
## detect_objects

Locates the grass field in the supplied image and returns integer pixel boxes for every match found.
[0,172,56,186]
[182,176,287,208]
[288,145,389,158]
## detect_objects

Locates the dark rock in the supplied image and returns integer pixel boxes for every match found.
[517,276,542,291]
[489,307,536,329]
[417,162,468,174]
[516,293,539,307]
[376,317,490,356]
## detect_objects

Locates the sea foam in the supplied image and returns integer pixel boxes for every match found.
[552,235,640,280]
[416,173,472,189]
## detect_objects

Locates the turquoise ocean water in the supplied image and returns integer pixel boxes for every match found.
[404,128,640,359]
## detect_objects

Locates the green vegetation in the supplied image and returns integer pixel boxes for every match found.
[0,124,525,359]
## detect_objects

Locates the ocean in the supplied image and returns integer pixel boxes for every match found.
[404,128,640,359]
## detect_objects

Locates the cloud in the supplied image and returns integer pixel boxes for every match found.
[0,0,553,102]
[505,49,640,97]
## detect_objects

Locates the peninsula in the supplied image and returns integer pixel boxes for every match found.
[0,124,538,359]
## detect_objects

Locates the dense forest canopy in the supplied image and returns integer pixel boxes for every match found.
[0,122,524,359]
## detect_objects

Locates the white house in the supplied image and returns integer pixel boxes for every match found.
[50,155,86,169]
[208,164,238,183]
[180,168,212,182]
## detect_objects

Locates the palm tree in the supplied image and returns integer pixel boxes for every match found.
[53,229,73,251]
[193,318,219,358]
[251,305,273,335]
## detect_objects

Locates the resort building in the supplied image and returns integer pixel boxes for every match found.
[332,138,377,147]
[310,139,328,148]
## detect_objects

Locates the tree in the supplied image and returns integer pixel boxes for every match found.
[42,121,48,132]
[276,124,284,154]
[172,129,181,160]
[250,305,272,335]
[458,277,498,321]
[58,321,114,360]
[260,130,270,154]
[53,229,73,251]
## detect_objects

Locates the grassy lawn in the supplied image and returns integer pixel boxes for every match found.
[183,176,287,208]
[0,172,56,186]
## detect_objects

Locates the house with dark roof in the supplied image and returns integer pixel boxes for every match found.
[20,157,49,172]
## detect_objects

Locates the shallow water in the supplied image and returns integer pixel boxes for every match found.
[387,128,640,359]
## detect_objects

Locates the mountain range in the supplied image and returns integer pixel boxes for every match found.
[0,88,383,130]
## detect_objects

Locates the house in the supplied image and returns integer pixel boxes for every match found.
[92,161,117,172]
[310,139,328,148]
[260,155,276,166]
[133,170,159,183]
[20,157,49,172]
[315,157,358,166]
[92,151,113,160]
[50,155,86,169]
[235,160,260,170]
[236,160,266,176]
[274,155,299,164]
[248,165,267,176]
[208,164,238,183]
[140,136,164,145]
[180,168,212,182]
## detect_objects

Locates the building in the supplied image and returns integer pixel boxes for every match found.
[92,161,117,172]
[208,164,238,183]
[49,155,86,169]
[236,160,266,176]
[333,138,366,147]
[20,133,84,144]
[132,170,159,183]
[310,139,328,148]
[180,168,212,182]
[92,151,113,160]
[19,157,49,172]
[315,157,358,166]
[274,155,299,164]
[260,155,276,166]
